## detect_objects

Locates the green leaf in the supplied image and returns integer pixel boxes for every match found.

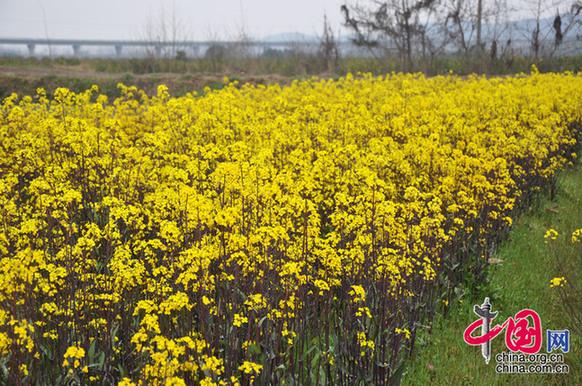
[87,339,97,362]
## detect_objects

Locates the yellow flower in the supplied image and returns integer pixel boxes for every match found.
[571,228,582,243]
[356,331,375,356]
[62,345,85,368]
[2,72,581,382]
[349,285,366,303]
[165,377,187,386]
[233,313,248,328]
[118,378,136,386]
[200,378,217,386]
[244,293,267,311]
[544,228,559,242]
[549,277,567,288]
[395,327,412,340]
[238,360,263,375]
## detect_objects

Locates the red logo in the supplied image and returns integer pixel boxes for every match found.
[463,298,543,363]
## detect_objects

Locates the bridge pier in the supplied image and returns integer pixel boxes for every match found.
[27,43,35,56]
[72,44,81,56]
[154,45,162,57]
[115,45,123,57]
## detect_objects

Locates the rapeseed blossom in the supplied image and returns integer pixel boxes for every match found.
[571,228,582,243]
[62,345,85,368]
[549,277,567,288]
[0,72,580,384]
[544,228,559,242]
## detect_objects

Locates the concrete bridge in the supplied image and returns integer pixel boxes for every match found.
[0,38,338,57]
[2,37,579,58]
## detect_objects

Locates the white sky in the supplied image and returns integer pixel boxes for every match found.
[0,0,570,41]
[0,0,346,40]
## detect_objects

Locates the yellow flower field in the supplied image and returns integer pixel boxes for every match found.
[0,71,580,385]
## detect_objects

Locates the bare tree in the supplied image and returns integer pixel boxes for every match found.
[442,0,507,53]
[227,0,256,62]
[551,1,582,55]
[37,0,52,57]
[489,0,511,60]
[476,0,483,48]
[412,1,448,64]
[319,14,340,73]
[203,28,227,72]
[230,24,255,61]
[341,0,439,71]
[515,0,581,60]
[531,0,544,59]
[443,0,476,53]
[141,3,191,59]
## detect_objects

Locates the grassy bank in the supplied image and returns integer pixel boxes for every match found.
[1,54,582,100]
[402,160,582,385]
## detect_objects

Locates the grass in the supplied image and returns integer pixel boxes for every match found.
[1,55,581,101]
[402,159,582,385]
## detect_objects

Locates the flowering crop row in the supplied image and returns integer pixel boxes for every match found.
[0,71,580,385]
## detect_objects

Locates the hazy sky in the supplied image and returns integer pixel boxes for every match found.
[0,0,567,42]
[0,0,346,40]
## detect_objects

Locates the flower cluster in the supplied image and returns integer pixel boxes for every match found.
[544,228,560,242]
[571,228,582,243]
[0,72,580,384]
[549,277,567,288]
[62,345,85,369]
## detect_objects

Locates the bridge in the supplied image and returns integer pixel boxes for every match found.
[1,37,580,58]
[0,38,337,57]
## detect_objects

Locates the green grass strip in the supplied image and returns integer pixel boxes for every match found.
[402,160,582,385]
